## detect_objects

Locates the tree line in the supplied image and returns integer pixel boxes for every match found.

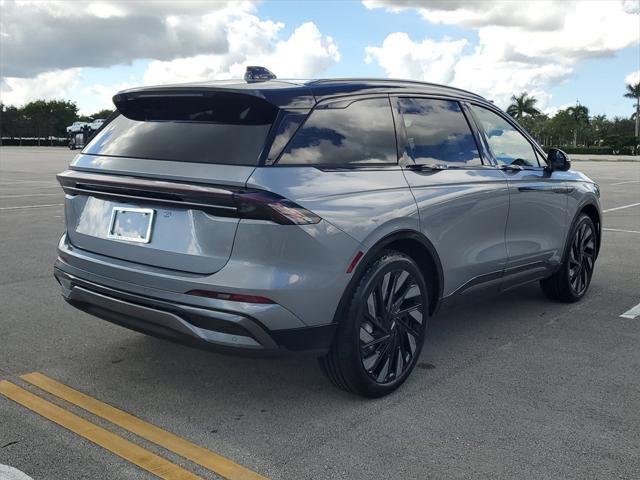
[1,81,638,153]
[0,100,113,144]
[507,81,639,155]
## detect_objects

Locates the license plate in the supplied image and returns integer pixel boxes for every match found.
[107,207,155,243]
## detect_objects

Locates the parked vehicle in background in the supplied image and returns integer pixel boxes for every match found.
[54,69,602,397]
[88,118,106,130]
[66,119,104,136]
[66,121,87,133]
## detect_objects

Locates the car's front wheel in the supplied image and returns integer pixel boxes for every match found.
[320,250,429,397]
[540,213,597,302]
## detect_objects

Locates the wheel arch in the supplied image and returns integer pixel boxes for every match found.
[559,200,601,269]
[579,202,601,257]
[333,230,444,324]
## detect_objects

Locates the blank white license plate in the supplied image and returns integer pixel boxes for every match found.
[107,207,155,243]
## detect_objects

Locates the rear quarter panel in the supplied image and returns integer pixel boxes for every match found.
[247,167,419,247]
[246,166,419,325]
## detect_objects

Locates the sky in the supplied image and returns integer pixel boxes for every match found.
[1,0,639,117]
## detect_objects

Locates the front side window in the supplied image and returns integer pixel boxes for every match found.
[470,105,539,167]
[278,98,397,166]
[398,98,481,167]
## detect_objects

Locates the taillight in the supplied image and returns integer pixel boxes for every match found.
[57,171,321,225]
[186,290,275,304]
[234,191,320,225]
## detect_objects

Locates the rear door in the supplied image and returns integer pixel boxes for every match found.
[62,91,278,274]
[395,97,510,297]
[468,104,569,282]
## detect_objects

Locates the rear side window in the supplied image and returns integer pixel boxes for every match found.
[83,92,278,165]
[278,98,397,166]
[470,105,539,167]
[398,98,481,167]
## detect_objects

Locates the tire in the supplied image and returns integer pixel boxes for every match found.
[540,213,597,302]
[319,250,429,397]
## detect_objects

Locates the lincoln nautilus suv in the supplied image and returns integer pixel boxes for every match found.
[54,68,601,397]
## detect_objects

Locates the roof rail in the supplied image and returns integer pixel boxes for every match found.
[307,78,485,100]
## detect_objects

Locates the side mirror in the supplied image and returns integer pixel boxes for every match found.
[546,148,571,172]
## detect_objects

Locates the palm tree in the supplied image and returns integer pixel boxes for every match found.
[624,82,640,137]
[567,104,589,146]
[590,114,608,145]
[506,93,541,120]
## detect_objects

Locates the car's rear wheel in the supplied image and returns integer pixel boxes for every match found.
[540,213,596,302]
[320,250,429,397]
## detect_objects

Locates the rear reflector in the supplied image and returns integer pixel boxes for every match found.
[347,251,364,273]
[186,289,275,304]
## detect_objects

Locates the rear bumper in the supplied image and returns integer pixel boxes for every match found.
[54,267,336,356]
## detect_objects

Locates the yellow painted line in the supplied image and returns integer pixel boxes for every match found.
[22,373,268,480]
[0,380,201,480]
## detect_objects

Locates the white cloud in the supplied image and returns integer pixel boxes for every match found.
[365,33,467,84]
[364,0,568,29]
[453,53,569,108]
[625,70,640,86]
[0,69,82,106]
[1,2,339,109]
[143,22,340,86]
[623,0,640,14]
[364,1,640,109]
[80,82,137,115]
[542,102,573,117]
[1,1,256,77]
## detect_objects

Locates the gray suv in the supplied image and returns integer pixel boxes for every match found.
[55,74,601,397]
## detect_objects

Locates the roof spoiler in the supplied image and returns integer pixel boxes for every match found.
[111,89,278,123]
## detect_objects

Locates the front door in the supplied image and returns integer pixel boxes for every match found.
[468,104,569,285]
[395,97,510,298]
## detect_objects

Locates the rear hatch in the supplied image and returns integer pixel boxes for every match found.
[60,88,284,275]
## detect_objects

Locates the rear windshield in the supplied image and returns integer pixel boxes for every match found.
[83,92,278,165]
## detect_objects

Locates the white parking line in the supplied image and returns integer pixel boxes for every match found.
[603,228,640,234]
[0,193,61,199]
[0,180,57,186]
[603,203,640,213]
[0,465,33,480]
[0,203,63,211]
[610,180,640,186]
[620,303,640,319]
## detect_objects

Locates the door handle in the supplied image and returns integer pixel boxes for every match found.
[405,163,449,172]
[498,164,524,172]
[518,186,573,194]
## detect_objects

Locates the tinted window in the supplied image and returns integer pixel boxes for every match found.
[470,105,539,167]
[398,98,481,167]
[278,98,397,165]
[266,112,306,165]
[84,93,277,165]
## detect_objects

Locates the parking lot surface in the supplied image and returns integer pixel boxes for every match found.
[1,147,639,479]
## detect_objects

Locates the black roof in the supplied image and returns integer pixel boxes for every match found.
[114,78,486,110]
[306,78,485,103]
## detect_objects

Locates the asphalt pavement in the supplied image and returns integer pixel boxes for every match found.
[1,147,639,480]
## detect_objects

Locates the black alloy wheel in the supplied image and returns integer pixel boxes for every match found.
[540,213,597,303]
[320,251,429,397]
[568,220,596,296]
[359,268,424,384]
